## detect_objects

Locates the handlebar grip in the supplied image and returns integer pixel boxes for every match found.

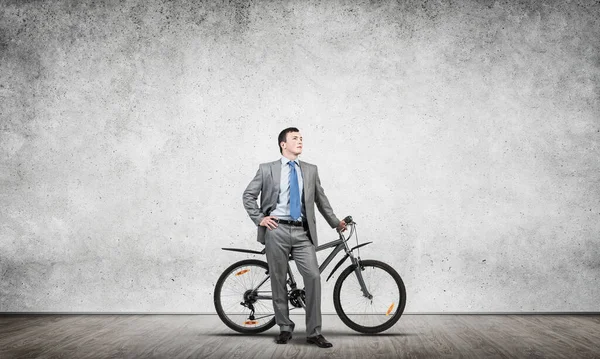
[343,215,353,224]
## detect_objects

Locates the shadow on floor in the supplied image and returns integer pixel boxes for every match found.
[209,332,417,337]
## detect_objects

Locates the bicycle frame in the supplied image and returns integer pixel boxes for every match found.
[221,222,375,302]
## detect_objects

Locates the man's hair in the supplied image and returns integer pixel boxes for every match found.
[278,127,300,154]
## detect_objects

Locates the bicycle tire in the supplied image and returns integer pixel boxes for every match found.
[333,259,406,333]
[214,259,276,334]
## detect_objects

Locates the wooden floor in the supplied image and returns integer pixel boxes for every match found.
[1,314,599,358]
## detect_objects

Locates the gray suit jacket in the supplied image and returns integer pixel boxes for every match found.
[243,159,340,247]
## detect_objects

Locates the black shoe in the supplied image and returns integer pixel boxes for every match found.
[306,335,333,348]
[276,331,292,344]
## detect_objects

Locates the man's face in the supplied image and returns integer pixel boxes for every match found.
[282,132,303,156]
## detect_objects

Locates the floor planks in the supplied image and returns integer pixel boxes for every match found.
[0,314,599,358]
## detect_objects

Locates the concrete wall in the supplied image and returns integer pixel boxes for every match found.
[1,0,599,313]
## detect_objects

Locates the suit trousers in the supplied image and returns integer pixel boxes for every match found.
[264,222,322,337]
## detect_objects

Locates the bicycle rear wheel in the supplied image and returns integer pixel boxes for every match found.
[214,259,276,334]
[333,259,406,333]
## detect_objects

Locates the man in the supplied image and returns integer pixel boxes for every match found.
[242,127,346,348]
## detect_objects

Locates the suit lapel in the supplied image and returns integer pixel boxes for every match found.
[270,160,281,195]
[299,160,309,194]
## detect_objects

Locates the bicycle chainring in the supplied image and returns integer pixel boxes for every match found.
[288,288,306,308]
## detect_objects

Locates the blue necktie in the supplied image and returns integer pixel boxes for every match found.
[288,161,301,220]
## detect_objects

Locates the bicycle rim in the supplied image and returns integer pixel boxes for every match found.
[214,260,276,333]
[334,260,406,333]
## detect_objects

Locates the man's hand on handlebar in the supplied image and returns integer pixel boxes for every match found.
[337,220,347,232]
[260,216,279,230]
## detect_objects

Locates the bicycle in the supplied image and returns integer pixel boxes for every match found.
[213,216,406,334]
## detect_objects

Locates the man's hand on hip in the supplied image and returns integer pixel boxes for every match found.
[260,216,279,230]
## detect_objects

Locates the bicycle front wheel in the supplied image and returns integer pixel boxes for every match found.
[333,259,406,333]
[214,259,276,334]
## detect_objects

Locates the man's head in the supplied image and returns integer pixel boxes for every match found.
[278,127,303,157]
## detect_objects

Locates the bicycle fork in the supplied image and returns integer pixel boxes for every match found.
[348,253,374,300]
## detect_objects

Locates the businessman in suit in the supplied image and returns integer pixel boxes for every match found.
[243,127,347,348]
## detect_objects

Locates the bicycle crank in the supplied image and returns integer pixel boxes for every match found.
[288,288,306,308]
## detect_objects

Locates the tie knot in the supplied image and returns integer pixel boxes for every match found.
[288,161,296,168]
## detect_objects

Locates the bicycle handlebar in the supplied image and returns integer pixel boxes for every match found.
[337,215,355,237]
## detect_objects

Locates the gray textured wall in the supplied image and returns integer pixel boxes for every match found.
[1,0,599,313]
